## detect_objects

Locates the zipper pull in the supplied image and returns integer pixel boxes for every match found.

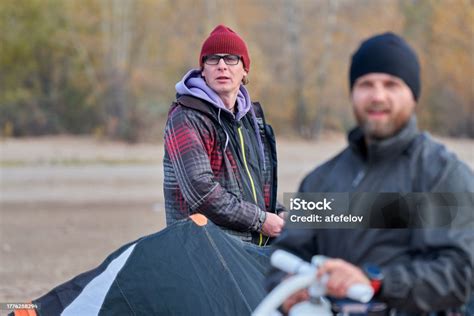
[352,169,365,187]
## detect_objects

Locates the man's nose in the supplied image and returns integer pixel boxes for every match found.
[217,58,227,69]
[370,84,387,103]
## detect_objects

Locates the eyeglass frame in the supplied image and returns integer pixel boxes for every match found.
[202,54,242,66]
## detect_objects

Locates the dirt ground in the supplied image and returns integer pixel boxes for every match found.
[0,134,473,303]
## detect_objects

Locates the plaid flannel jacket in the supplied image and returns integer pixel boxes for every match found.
[163,95,283,244]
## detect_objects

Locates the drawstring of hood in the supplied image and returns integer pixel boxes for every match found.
[217,108,230,150]
[176,69,266,169]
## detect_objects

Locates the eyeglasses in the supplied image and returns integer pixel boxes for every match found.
[203,54,241,65]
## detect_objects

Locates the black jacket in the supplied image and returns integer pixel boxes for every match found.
[267,116,474,313]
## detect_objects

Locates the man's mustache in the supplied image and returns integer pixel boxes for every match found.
[367,103,390,112]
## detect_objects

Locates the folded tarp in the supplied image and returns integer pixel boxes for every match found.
[14,215,269,316]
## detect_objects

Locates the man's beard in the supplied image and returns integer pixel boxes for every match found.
[361,118,396,141]
[358,103,397,141]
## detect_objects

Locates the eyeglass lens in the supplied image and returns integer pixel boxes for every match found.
[205,55,240,65]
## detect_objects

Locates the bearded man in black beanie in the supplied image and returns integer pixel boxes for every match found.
[266,33,474,314]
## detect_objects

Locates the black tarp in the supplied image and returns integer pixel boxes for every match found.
[30,217,270,316]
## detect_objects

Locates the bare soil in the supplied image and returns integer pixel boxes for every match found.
[0,134,472,302]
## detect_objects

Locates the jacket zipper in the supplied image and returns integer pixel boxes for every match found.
[237,126,264,246]
[352,169,366,188]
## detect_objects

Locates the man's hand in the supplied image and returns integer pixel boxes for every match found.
[280,259,370,313]
[261,212,284,237]
[317,259,370,298]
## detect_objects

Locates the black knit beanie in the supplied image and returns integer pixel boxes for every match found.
[349,32,421,101]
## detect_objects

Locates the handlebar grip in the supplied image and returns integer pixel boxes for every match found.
[271,250,374,303]
[346,284,374,303]
[271,250,314,274]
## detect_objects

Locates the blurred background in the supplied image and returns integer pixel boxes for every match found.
[1,0,473,140]
[0,0,473,304]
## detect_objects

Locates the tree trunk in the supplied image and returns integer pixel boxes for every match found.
[310,0,338,140]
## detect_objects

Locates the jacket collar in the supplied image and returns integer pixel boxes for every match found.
[174,95,217,119]
[348,115,419,163]
[173,94,267,170]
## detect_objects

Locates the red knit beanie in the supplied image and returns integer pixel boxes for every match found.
[199,24,250,72]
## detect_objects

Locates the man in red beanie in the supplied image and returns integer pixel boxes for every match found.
[163,25,285,247]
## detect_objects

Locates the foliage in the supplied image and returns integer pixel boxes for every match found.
[1,0,472,141]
